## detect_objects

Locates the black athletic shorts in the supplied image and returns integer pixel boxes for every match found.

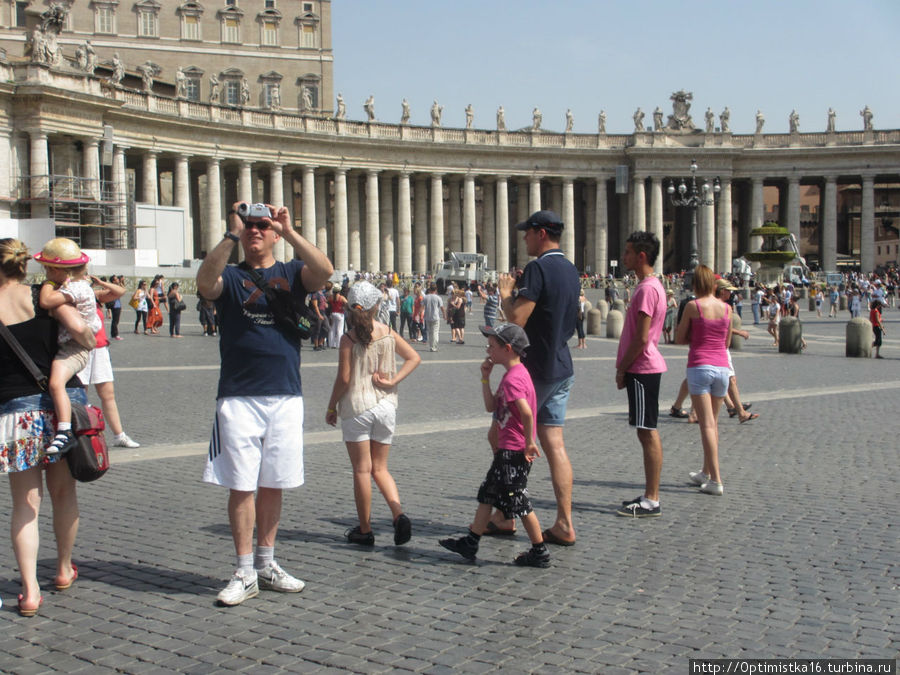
[476,449,533,519]
[625,372,661,431]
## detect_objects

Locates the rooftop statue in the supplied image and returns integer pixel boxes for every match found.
[719,107,730,133]
[665,90,695,131]
[653,106,663,132]
[75,40,96,74]
[109,52,125,85]
[465,104,474,130]
[26,3,66,66]
[565,108,574,132]
[827,108,836,133]
[335,93,346,119]
[532,107,542,132]
[704,107,714,133]
[269,84,281,110]
[496,106,506,131]
[364,95,375,122]
[789,109,799,133]
[860,105,873,131]
[301,86,313,113]
[400,98,410,125]
[240,78,250,106]
[755,110,765,134]
[175,68,187,99]
[598,110,606,134]
[209,74,220,103]
[633,107,645,133]
[431,100,443,128]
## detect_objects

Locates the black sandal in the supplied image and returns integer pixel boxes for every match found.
[669,406,689,419]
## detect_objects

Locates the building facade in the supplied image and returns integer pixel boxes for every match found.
[1,2,898,276]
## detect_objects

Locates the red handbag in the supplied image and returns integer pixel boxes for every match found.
[69,403,110,482]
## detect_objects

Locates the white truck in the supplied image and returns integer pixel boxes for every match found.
[433,252,489,293]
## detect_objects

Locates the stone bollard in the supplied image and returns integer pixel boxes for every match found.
[799,287,808,300]
[729,312,744,351]
[839,294,847,311]
[596,299,609,320]
[808,295,816,312]
[612,298,625,314]
[778,316,803,354]
[606,309,624,339]
[583,300,593,314]
[587,308,603,335]
[845,317,873,358]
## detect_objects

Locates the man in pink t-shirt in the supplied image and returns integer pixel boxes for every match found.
[615,232,667,518]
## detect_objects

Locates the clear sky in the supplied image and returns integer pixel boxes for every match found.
[331,0,899,135]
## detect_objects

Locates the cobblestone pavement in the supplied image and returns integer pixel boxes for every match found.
[0,299,897,673]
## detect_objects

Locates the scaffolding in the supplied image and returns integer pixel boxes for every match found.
[13,174,133,249]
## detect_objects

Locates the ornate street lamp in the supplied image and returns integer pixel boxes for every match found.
[667,159,720,274]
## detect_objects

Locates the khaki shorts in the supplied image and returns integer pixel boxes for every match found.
[55,340,91,378]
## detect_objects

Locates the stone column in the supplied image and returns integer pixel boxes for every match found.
[316,172,328,258]
[861,174,875,273]
[632,174,646,234]
[481,179,495,270]
[562,177,575,261]
[716,178,733,274]
[595,177,608,276]
[414,175,429,273]
[585,181,596,273]
[463,174,476,252]
[283,170,296,258]
[822,175,837,272]
[238,160,252,204]
[379,173,394,271]
[750,176,765,252]
[517,180,530,267]
[702,197,715,268]
[269,163,286,261]
[397,171,412,275]
[204,158,222,257]
[448,178,462,251]
[495,176,509,273]
[786,175,801,243]
[333,168,348,270]
[301,166,316,245]
[83,138,101,200]
[174,154,192,260]
[142,150,159,205]
[365,169,380,272]
[529,177,541,215]
[0,132,9,218]
[649,176,663,275]
[430,173,444,268]
[551,180,563,218]
[348,172,361,271]
[29,131,49,217]
[112,145,128,245]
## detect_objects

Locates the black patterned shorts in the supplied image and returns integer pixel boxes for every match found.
[476,449,533,519]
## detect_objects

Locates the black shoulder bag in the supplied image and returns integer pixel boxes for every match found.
[241,264,314,342]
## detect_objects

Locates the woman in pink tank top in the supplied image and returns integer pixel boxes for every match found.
[675,265,732,496]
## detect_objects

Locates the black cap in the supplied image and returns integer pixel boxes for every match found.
[515,210,564,234]
[480,323,530,356]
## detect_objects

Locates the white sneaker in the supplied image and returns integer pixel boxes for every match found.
[114,433,140,448]
[256,561,305,593]
[699,480,724,496]
[217,570,259,606]
[689,470,709,486]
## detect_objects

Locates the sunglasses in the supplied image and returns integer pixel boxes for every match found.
[244,220,270,231]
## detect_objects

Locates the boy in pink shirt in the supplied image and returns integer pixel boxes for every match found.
[615,232,667,517]
[440,323,549,567]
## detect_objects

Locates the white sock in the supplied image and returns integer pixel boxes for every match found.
[57,422,72,432]
[641,497,660,510]
[254,546,274,570]
[236,553,255,577]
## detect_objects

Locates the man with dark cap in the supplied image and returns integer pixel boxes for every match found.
[489,210,580,546]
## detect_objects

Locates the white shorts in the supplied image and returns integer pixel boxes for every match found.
[340,398,396,444]
[726,349,735,379]
[203,395,305,491]
[77,347,114,385]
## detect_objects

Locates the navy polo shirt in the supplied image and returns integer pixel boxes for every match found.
[515,248,580,382]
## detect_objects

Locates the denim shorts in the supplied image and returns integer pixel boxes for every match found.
[686,366,731,397]
[534,375,574,426]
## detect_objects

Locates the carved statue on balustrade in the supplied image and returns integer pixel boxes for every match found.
[75,40,96,74]
[860,105,873,131]
[789,109,799,133]
[335,93,346,119]
[109,53,125,86]
[175,68,187,99]
[719,107,730,133]
[465,104,474,130]
[400,98,410,124]
[633,107,645,133]
[26,3,66,66]
[209,74,220,103]
[431,100,443,127]
[301,86,313,113]
[565,108,574,132]
[705,107,715,133]
[827,108,836,133]
[139,64,155,93]
[240,78,250,106]
[532,107,542,132]
[364,95,375,122]
[653,106,663,132]
[598,110,606,134]
[270,84,281,110]
[755,110,765,134]
[665,90,695,131]
[497,106,506,131]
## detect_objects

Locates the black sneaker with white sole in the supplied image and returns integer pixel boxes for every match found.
[616,499,661,518]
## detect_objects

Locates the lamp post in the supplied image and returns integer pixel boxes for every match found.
[667,159,720,274]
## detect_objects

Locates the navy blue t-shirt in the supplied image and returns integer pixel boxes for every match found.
[516,249,580,382]
[215,259,308,399]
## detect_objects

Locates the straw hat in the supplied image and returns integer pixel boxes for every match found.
[33,238,89,267]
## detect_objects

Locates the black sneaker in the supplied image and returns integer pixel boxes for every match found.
[439,536,478,561]
[46,429,75,455]
[393,514,412,546]
[616,500,661,518]
[514,546,550,568]
[345,526,374,546]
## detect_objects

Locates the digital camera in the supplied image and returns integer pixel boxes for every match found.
[236,202,272,220]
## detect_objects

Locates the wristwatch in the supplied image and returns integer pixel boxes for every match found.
[223,231,240,243]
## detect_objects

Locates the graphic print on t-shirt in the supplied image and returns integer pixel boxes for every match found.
[239,276,292,326]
